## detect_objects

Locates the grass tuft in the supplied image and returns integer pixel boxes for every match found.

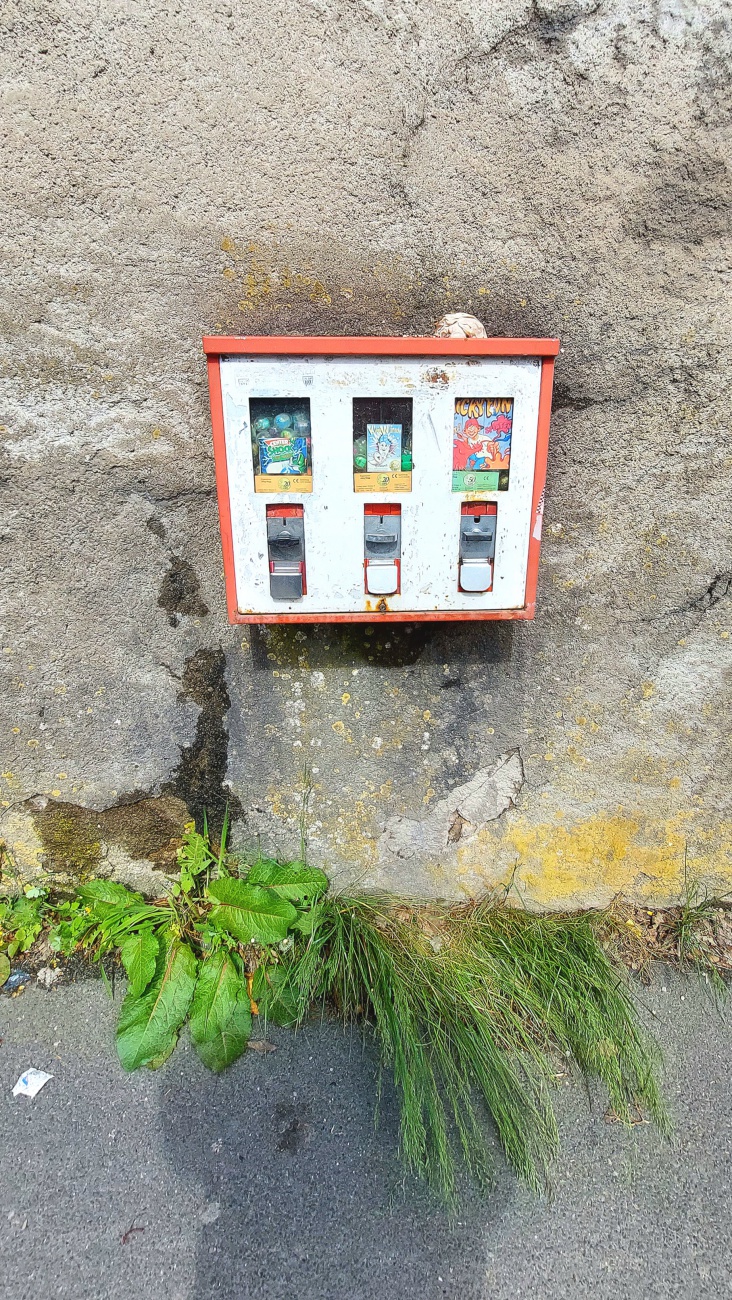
[284,894,670,1203]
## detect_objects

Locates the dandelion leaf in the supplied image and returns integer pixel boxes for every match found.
[119,928,159,999]
[78,880,145,909]
[206,879,297,944]
[116,936,197,1071]
[190,950,251,1072]
[247,860,328,903]
[252,963,301,1027]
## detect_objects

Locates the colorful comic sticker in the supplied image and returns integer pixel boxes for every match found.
[452,399,512,491]
[367,424,402,473]
[258,435,308,476]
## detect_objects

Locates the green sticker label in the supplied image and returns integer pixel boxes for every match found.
[452,470,500,491]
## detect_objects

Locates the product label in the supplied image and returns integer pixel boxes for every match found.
[453,399,512,491]
[254,474,313,494]
[258,436,308,476]
[366,424,402,473]
[353,471,412,493]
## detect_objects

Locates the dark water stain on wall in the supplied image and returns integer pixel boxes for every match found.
[158,556,209,627]
[248,621,515,673]
[166,648,242,836]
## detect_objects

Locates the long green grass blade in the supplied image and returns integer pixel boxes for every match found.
[280,893,668,1202]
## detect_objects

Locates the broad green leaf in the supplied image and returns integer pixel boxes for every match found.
[252,963,301,1027]
[0,953,10,987]
[177,825,213,894]
[116,937,197,1071]
[1,896,45,956]
[290,903,324,936]
[206,879,297,944]
[145,1041,178,1070]
[3,896,44,931]
[87,899,166,957]
[247,860,328,903]
[78,880,145,909]
[190,950,251,1072]
[119,928,159,998]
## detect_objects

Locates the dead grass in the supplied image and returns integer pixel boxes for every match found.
[600,896,732,986]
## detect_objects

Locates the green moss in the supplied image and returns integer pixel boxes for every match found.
[32,802,102,879]
[32,795,190,883]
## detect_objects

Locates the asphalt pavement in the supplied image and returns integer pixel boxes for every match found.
[0,970,730,1299]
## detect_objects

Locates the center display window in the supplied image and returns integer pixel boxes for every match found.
[352,397,413,492]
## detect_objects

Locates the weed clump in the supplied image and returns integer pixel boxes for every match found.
[282,894,670,1201]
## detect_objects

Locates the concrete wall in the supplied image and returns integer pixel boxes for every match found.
[1,0,730,908]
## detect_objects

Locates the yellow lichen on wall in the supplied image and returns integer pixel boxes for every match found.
[461,809,732,910]
[265,775,389,873]
[212,238,446,330]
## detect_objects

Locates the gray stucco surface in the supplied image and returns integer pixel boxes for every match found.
[1,0,731,905]
[0,973,730,1298]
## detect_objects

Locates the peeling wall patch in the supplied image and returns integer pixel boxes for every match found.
[379,750,524,862]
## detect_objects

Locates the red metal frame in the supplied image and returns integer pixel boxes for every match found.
[460,502,498,517]
[204,335,560,359]
[204,336,558,624]
[207,354,239,624]
[266,503,304,519]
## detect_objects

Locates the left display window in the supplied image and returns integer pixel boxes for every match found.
[249,398,313,493]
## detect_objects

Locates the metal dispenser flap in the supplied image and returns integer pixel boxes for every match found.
[459,559,493,592]
[366,563,399,595]
[270,566,304,600]
[267,507,305,601]
[364,512,401,560]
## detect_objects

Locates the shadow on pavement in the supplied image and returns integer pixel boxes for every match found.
[161,1018,508,1300]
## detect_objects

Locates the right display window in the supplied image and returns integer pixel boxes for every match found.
[452,398,513,492]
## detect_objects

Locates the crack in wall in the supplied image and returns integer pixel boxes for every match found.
[636,570,732,624]
[689,570,732,613]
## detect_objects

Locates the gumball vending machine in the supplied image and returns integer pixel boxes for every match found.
[204,334,559,623]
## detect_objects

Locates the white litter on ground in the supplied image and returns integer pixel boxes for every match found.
[36,967,62,989]
[12,1069,53,1099]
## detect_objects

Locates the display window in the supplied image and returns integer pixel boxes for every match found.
[352,397,413,492]
[250,398,312,493]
